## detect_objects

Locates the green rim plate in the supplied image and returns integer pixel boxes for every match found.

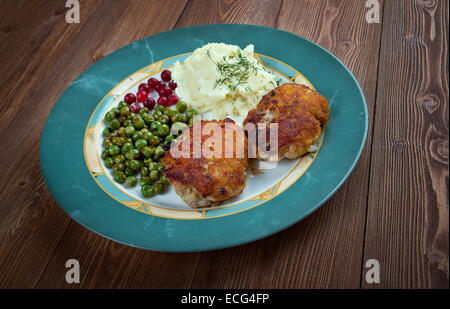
[40,24,368,252]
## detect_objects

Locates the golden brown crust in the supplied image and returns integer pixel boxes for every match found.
[244,83,329,160]
[162,119,249,208]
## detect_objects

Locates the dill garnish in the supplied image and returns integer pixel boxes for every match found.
[207,49,259,90]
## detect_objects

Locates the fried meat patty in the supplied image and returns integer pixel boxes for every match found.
[244,83,329,160]
[162,119,249,208]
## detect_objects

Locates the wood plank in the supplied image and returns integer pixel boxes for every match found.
[0,0,107,288]
[0,0,188,288]
[175,0,282,28]
[35,0,285,289]
[254,0,384,288]
[45,0,383,289]
[363,0,448,288]
[182,0,383,289]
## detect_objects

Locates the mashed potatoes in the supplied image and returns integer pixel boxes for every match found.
[172,43,277,124]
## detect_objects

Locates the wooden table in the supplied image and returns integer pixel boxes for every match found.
[0,0,448,289]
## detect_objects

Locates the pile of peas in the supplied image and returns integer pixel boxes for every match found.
[101,100,198,198]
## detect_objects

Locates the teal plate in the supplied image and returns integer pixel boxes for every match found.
[40,24,368,252]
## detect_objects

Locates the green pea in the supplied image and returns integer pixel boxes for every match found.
[141,185,153,197]
[135,139,148,150]
[157,124,170,137]
[147,162,158,171]
[165,106,178,117]
[153,146,165,159]
[143,131,154,141]
[141,146,154,157]
[159,175,169,185]
[112,162,125,172]
[125,149,140,160]
[165,135,175,142]
[125,165,137,176]
[102,127,111,137]
[185,109,198,119]
[105,111,115,122]
[104,157,115,168]
[152,110,163,120]
[124,126,134,137]
[171,122,188,136]
[155,105,164,112]
[140,166,149,177]
[112,136,125,146]
[113,171,126,183]
[101,149,110,160]
[144,158,153,167]
[129,160,141,171]
[122,142,133,154]
[125,176,138,187]
[118,101,128,109]
[108,130,118,137]
[150,121,161,132]
[113,154,126,164]
[136,119,146,130]
[143,114,155,125]
[108,145,120,156]
[125,167,135,177]
[153,183,164,194]
[132,115,145,129]
[176,101,187,113]
[111,107,120,115]
[148,135,161,146]
[156,162,165,172]
[132,131,144,141]
[120,106,131,117]
[140,107,150,115]
[117,127,126,137]
[149,169,160,181]
[139,176,151,187]
[175,114,188,123]
[123,119,133,127]
[104,143,114,152]
[109,119,120,130]
[159,114,170,125]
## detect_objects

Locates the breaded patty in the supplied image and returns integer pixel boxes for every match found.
[244,83,329,161]
[163,119,249,208]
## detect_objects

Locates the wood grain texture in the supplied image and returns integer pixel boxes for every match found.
[0,0,188,289]
[249,0,384,288]
[363,0,448,288]
[0,0,447,289]
[175,0,282,28]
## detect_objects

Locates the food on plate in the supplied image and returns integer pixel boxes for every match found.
[101,69,200,198]
[244,83,329,161]
[162,119,249,208]
[99,43,331,209]
[172,43,277,123]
